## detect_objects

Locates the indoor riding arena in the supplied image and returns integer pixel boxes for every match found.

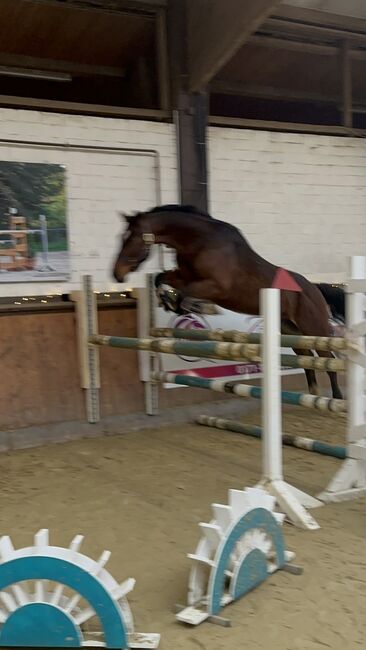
[0,2,366,649]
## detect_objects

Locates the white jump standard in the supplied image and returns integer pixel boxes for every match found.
[319,256,366,502]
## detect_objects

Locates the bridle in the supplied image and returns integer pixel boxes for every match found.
[122,232,156,265]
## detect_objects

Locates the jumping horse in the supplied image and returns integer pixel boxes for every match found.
[113,204,343,399]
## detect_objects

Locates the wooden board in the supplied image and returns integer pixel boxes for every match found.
[0,304,232,431]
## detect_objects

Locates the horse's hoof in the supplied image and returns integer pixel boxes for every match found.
[154,272,165,288]
[156,285,182,313]
[180,297,219,315]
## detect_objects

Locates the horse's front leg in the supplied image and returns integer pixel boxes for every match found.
[154,270,186,313]
[154,270,185,290]
[179,279,223,315]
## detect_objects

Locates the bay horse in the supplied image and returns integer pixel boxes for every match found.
[113,204,343,399]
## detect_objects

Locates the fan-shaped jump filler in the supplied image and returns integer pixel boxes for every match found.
[176,487,301,626]
[0,530,160,649]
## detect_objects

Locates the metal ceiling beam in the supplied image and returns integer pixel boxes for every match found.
[186,0,280,92]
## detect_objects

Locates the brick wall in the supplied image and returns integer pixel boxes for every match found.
[1,111,365,297]
[209,127,366,281]
[0,109,178,297]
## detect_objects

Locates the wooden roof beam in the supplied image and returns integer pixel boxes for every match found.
[210,79,366,112]
[249,34,366,60]
[186,0,280,92]
[20,0,165,16]
[274,5,366,35]
[210,80,340,104]
[209,114,366,137]
[0,94,169,119]
[264,17,366,46]
[0,53,125,78]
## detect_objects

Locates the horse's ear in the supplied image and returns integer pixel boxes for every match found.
[119,211,134,224]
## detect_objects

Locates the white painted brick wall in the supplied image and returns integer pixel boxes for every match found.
[0,109,178,297]
[209,127,366,281]
[2,112,365,296]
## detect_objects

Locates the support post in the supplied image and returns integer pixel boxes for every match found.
[175,91,208,210]
[348,256,366,443]
[137,274,160,416]
[340,40,352,128]
[167,0,208,211]
[156,9,170,112]
[72,275,100,424]
[258,289,321,530]
[319,256,366,502]
[262,288,282,482]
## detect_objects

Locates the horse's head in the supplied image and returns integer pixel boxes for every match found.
[113,212,154,282]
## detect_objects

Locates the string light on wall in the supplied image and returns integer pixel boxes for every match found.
[0,289,135,311]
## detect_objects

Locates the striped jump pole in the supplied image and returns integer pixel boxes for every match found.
[89,335,346,372]
[150,327,355,353]
[151,371,347,414]
[196,415,346,460]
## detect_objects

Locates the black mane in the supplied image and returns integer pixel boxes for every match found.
[146,204,214,219]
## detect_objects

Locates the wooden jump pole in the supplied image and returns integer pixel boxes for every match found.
[151,371,347,414]
[89,334,346,372]
[151,326,354,353]
[196,415,346,460]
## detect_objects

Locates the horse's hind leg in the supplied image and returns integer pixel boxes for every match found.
[314,350,343,400]
[292,348,343,399]
[282,320,318,395]
[292,348,319,395]
[293,293,343,399]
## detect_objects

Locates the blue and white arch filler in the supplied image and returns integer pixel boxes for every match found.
[0,530,160,649]
[176,487,295,626]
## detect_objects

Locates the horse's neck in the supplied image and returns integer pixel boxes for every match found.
[148,213,205,250]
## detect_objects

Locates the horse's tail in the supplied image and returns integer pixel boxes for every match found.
[315,283,345,322]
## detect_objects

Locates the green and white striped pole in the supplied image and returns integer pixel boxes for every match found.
[90,334,346,372]
[151,371,346,414]
[196,415,346,460]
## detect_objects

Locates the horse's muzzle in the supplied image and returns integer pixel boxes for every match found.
[113,269,125,283]
[113,262,128,283]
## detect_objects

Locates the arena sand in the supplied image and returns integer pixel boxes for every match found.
[0,405,365,649]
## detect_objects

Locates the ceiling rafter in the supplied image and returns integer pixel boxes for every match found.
[20,0,165,17]
[186,0,280,92]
